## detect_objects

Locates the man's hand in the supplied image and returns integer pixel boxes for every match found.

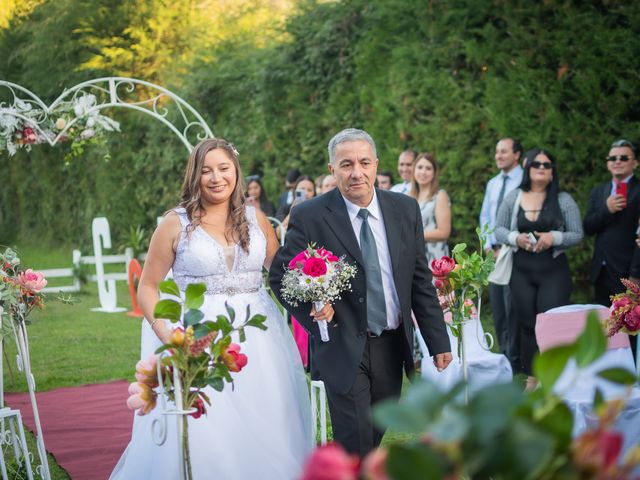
[433,352,453,372]
[606,194,627,213]
[311,303,335,323]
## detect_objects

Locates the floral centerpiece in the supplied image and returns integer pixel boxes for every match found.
[125,279,267,480]
[605,278,640,336]
[281,243,357,342]
[0,247,47,325]
[430,227,494,356]
[0,94,119,161]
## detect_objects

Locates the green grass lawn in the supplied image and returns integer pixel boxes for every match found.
[1,242,510,478]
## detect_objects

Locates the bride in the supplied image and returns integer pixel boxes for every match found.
[110,139,312,479]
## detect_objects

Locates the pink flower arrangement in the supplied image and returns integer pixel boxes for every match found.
[17,269,47,293]
[126,381,158,416]
[219,343,248,373]
[605,278,640,336]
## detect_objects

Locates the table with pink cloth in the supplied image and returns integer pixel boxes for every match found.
[535,304,640,457]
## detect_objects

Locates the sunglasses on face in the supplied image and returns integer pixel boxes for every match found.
[530,161,553,170]
[606,155,634,163]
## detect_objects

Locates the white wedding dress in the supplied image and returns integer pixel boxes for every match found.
[110,206,312,480]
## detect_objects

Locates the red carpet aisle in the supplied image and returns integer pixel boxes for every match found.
[5,380,133,480]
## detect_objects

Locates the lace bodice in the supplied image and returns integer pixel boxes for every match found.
[172,206,266,295]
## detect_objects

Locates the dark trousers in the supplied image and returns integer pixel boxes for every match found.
[510,251,572,375]
[325,329,404,457]
[489,282,520,372]
[595,267,638,360]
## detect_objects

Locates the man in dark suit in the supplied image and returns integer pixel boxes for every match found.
[269,128,452,456]
[584,138,640,354]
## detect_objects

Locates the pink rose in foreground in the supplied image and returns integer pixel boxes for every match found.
[361,448,389,480]
[17,269,47,293]
[189,396,206,419]
[126,382,157,415]
[220,343,248,373]
[317,247,339,263]
[431,256,456,278]
[289,251,311,270]
[573,428,623,473]
[624,306,640,332]
[302,257,328,278]
[300,443,359,480]
[434,278,443,290]
[135,354,159,388]
[21,127,37,144]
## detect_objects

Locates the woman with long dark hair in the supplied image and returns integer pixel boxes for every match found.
[495,149,583,390]
[246,176,275,217]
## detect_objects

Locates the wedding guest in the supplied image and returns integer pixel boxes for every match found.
[376,170,394,190]
[246,176,275,217]
[275,175,315,223]
[495,149,583,391]
[584,138,640,357]
[479,138,524,372]
[270,128,451,457]
[409,152,451,262]
[321,174,337,193]
[315,174,326,195]
[276,168,301,218]
[390,149,416,194]
[111,139,311,479]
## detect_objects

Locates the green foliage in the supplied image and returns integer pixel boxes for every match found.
[374,311,640,479]
[2,0,640,300]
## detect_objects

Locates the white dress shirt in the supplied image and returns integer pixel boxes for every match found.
[479,165,523,248]
[390,181,410,194]
[341,191,402,330]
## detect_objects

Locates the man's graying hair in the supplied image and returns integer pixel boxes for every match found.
[327,128,377,164]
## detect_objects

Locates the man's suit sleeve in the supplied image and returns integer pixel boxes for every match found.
[409,201,450,356]
[268,207,315,333]
[584,184,615,235]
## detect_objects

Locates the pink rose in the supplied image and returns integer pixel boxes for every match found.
[623,306,640,332]
[431,256,456,278]
[317,247,339,263]
[220,343,248,372]
[434,279,443,289]
[288,250,310,270]
[126,382,157,415]
[135,354,159,388]
[189,396,206,419]
[361,448,389,480]
[300,443,359,480]
[302,257,328,277]
[17,269,47,293]
[573,428,623,473]
[21,127,37,144]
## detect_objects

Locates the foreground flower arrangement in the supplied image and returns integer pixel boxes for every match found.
[281,243,356,342]
[0,94,119,160]
[301,313,640,480]
[0,247,47,325]
[125,279,266,480]
[606,278,640,336]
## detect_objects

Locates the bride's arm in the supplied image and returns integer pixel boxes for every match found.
[137,212,181,344]
[256,210,280,271]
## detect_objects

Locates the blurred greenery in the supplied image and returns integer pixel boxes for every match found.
[1,0,639,298]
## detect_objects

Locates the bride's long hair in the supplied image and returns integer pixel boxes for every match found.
[179,138,250,253]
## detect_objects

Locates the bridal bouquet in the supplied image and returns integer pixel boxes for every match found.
[0,247,47,325]
[605,278,640,336]
[281,243,357,342]
[126,279,267,480]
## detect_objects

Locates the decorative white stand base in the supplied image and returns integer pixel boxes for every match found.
[0,408,34,480]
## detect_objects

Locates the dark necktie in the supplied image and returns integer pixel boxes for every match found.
[495,174,508,217]
[357,209,388,336]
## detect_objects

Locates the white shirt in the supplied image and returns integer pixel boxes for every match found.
[390,181,410,194]
[479,165,523,248]
[341,191,402,330]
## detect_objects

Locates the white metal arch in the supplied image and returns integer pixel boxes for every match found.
[0,77,214,152]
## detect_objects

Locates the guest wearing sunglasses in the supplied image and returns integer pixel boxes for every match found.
[584,139,640,356]
[495,149,583,390]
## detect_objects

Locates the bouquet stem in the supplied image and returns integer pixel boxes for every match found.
[181,415,192,480]
[314,301,329,342]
